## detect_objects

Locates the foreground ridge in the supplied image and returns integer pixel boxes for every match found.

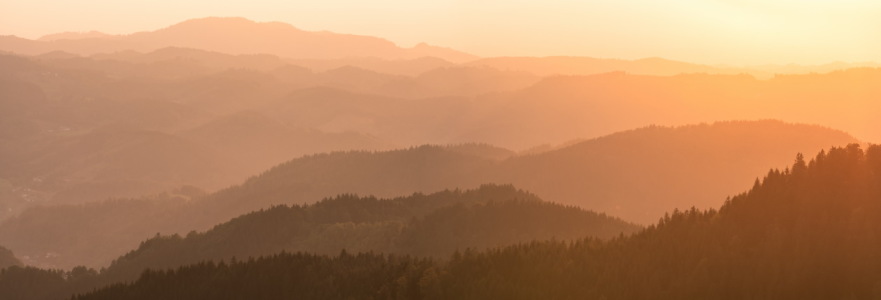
[29,144,881,299]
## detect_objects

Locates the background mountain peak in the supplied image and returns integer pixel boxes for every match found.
[4,17,477,63]
[153,17,302,34]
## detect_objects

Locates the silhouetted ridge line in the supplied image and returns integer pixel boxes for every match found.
[0,120,856,271]
[0,17,478,62]
[0,184,639,299]
[59,144,881,299]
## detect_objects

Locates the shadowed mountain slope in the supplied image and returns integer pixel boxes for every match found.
[0,185,639,299]
[0,246,22,270]
[0,121,853,270]
[494,120,859,222]
[193,120,856,226]
[98,185,637,285]
[13,144,881,299]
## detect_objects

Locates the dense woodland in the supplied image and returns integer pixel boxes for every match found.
[0,246,22,270]
[28,144,876,299]
[0,185,638,299]
[102,185,637,283]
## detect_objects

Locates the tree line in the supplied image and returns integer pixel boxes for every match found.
[65,144,881,299]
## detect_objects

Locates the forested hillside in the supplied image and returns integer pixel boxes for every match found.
[65,144,881,299]
[103,185,637,283]
[0,185,638,300]
[0,246,21,270]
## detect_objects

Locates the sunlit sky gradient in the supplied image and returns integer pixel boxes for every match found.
[1,0,878,65]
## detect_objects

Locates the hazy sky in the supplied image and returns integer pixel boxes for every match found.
[1,0,878,65]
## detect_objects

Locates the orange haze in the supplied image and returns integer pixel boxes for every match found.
[2,0,880,65]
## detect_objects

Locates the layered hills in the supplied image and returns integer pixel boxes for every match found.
[7,144,880,299]
[1,13,878,300]
[1,17,476,62]
[6,17,877,79]
[190,120,856,226]
[0,120,856,269]
[1,17,877,280]
[0,185,639,299]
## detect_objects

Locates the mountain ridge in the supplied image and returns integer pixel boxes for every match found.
[98,184,638,285]
[0,120,855,270]
[1,17,477,63]
[9,144,881,299]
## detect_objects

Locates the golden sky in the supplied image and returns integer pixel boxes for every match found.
[1,0,878,65]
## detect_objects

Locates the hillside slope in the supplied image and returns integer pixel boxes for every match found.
[0,185,639,299]
[101,185,637,284]
[195,120,856,226]
[0,121,855,269]
[0,246,22,270]
[66,144,881,299]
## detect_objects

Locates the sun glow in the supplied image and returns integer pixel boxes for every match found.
[2,0,878,64]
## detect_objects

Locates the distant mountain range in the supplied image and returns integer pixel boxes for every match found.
[189,120,855,226]
[2,51,877,225]
[5,17,877,79]
[37,31,112,41]
[467,56,721,76]
[0,17,476,63]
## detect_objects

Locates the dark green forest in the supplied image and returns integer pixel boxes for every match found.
[0,246,21,270]
[102,184,636,283]
[0,184,637,299]
[61,144,881,299]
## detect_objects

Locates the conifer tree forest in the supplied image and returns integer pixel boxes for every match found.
[1,144,879,299]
